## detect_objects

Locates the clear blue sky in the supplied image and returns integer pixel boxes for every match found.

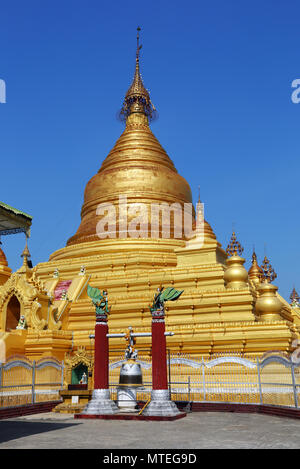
[0,0,299,302]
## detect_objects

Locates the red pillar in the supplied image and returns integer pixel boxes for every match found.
[151,310,168,390]
[93,318,109,390]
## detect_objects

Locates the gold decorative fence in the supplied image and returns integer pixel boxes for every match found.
[169,354,260,404]
[0,356,64,407]
[109,353,300,408]
[259,355,300,408]
[2,353,299,409]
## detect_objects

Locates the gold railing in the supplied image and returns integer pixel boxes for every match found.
[109,352,300,408]
[2,352,298,409]
[0,355,64,408]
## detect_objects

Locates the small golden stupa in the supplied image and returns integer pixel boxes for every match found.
[0,242,11,285]
[0,29,298,362]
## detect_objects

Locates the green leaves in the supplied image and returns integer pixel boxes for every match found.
[159,287,184,303]
[87,285,103,302]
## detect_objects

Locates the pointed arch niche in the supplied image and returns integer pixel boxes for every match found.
[5,294,21,331]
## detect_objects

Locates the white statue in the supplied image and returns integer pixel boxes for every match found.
[61,289,68,301]
[16,315,27,330]
[79,372,87,384]
[53,268,59,278]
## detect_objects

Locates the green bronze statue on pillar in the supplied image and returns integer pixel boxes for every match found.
[87,285,110,320]
[150,286,184,317]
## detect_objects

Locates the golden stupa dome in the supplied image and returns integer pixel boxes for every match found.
[255,281,282,319]
[67,111,193,246]
[254,256,283,320]
[67,31,194,246]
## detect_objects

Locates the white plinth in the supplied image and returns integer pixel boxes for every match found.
[82,389,119,415]
[142,389,181,417]
[117,386,138,413]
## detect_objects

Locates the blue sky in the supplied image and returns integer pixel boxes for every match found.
[0,0,299,301]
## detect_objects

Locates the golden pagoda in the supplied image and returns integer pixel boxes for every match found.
[0,29,298,366]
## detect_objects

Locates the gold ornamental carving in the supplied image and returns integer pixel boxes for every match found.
[0,269,60,332]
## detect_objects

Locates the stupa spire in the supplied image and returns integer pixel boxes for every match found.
[20,235,31,270]
[197,185,201,204]
[248,249,263,284]
[119,27,156,122]
[290,287,300,305]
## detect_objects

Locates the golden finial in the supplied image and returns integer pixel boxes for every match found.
[226,231,244,257]
[21,235,31,269]
[136,26,142,61]
[248,249,263,284]
[119,27,156,122]
[290,287,300,305]
[251,249,258,264]
[260,256,277,283]
[21,236,30,259]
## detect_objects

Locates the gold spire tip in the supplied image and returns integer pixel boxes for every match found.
[197,185,201,203]
[290,287,299,303]
[21,235,31,259]
[119,27,157,123]
[226,231,244,257]
[136,26,142,60]
[260,256,277,283]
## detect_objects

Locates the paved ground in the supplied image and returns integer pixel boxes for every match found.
[0,411,300,450]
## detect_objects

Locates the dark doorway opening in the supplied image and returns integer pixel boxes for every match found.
[6,295,21,331]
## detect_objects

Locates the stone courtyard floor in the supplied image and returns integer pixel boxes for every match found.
[0,411,300,450]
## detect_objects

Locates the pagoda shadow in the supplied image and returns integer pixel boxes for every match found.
[0,420,81,444]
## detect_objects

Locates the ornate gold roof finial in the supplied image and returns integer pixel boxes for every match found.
[224,232,248,288]
[260,255,277,283]
[21,235,31,269]
[119,27,157,123]
[248,249,264,285]
[226,231,244,257]
[251,250,260,270]
[290,287,300,306]
[194,185,204,237]
[136,26,142,60]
